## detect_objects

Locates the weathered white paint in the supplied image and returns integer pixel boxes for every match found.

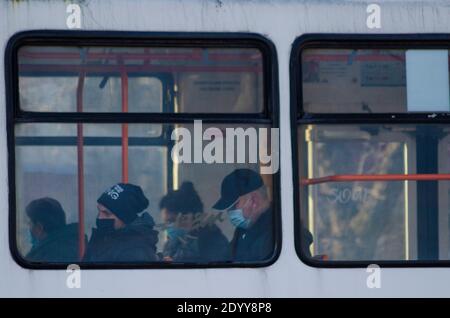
[1,0,450,297]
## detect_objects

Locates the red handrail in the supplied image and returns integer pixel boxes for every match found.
[301,174,450,185]
[121,69,129,183]
[76,71,86,260]
[19,64,262,74]
[18,49,261,62]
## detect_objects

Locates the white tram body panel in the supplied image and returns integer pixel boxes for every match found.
[1,0,450,297]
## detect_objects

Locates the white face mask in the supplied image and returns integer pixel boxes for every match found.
[227,198,252,229]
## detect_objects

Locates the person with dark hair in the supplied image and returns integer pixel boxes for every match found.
[84,183,159,263]
[25,197,83,263]
[159,181,230,263]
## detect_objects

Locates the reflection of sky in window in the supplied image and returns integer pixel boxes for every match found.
[19,77,77,112]
[19,75,163,113]
[16,146,77,174]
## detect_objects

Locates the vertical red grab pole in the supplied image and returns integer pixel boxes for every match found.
[121,69,129,183]
[76,71,86,260]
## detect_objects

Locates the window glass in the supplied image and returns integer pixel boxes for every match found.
[13,40,277,267]
[15,122,277,264]
[18,46,263,113]
[302,48,450,113]
[296,44,450,264]
[298,124,450,261]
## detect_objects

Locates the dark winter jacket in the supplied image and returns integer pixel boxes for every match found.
[26,223,84,263]
[230,208,274,262]
[84,212,159,263]
[301,225,314,258]
[163,224,231,263]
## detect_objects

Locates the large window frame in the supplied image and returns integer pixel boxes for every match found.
[6,30,281,269]
[291,34,450,268]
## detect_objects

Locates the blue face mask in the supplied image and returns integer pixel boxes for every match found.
[228,197,252,229]
[227,208,251,229]
[166,225,188,241]
[27,229,39,247]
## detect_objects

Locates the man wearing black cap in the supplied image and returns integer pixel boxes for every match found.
[213,169,274,262]
[84,183,159,263]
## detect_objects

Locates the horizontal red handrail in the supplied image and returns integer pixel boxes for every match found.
[19,64,262,74]
[301,174,450,185]
[18,50,261,62]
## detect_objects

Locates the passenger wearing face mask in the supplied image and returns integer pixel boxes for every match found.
[84,183,158,263]
[213,169,274,262]
[25,197,84,263]
[159,181,230,263]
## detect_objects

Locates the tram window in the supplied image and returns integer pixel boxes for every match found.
[301,48,450,114]
[9,35,278,268]
[18,46,263,114]
[293,40,450,265]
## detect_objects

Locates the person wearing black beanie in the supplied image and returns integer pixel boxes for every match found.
[84,183,159,263]
[97,183,149,225]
